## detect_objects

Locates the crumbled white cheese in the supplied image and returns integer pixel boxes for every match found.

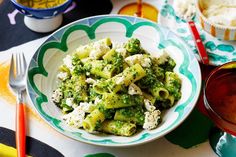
[144,99,156,112]
[89,49,98,59]
[125,54,141,65]
[62,106,85,128]
[125,54,151,68]
[76,45,89,53]
[141,57,152,68]
[112,42,124,49]
[85,78,96,84]
[89,42,110,59]
[143,110,161,130]
[115,76,125,85]
[156,50,169,65]
[66,98,74,107]
[113,42,127,57]
[103,64,113,72]
[116,47,127,57]
[63,55,74,72]
[94,97,102,105]
[57,72,68,81]
[65,98,78,109]
[79,102,95,113]
[86,72,91,76]
[51,88,63,103]
[128,83,142,95]
[81,58,91,64]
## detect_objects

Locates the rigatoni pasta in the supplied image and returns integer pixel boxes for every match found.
[100,120,136,137]
[103,93,143,109]
[82,109,105,132]
[52,38,182,136]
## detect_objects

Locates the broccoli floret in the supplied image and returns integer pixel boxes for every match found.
[137,68,157,88]
[125,38,142,55]
[159,57,176,72]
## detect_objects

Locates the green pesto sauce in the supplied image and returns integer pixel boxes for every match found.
[54,37,181,137]
[98,105,114,119]
[159,57,176,71]
[121,94,130,104]
[137,68,157,88]
[125,38,142,55]
[112,53,124,74]
[114,120,123,128]
[119,107,144,125]
[120,107,133,117]
[95,120,102,130]
[132,71,139,79]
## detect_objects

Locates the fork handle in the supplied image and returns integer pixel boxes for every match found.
[16,103,26,157]
[188,21,209,65]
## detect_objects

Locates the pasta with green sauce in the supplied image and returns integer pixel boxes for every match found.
[52,38,182,136]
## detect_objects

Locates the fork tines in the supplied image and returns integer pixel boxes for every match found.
[10,53,27,78]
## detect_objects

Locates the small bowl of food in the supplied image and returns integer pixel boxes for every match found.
[26,15,201,146]
[196,0,236,40]
[11,0,72,33]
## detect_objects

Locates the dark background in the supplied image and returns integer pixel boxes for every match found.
[0,0,113,51]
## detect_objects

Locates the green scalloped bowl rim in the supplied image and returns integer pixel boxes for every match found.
[27,15,201,147]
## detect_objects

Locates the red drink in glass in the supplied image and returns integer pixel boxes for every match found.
[204,63,236,135]
[204,61,236,157]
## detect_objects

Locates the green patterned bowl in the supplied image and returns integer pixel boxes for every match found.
[27,15,201,146]
[159,0,236,65]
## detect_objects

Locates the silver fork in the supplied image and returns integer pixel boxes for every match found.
[9,53,27,157]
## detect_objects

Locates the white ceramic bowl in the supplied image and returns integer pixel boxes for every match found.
[196,0,236,40]
[27,15,201,147]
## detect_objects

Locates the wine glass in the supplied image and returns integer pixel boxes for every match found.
[118,0,158,22]
[203,61,236,157]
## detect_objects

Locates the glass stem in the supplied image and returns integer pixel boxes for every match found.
[209,127,236,157]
